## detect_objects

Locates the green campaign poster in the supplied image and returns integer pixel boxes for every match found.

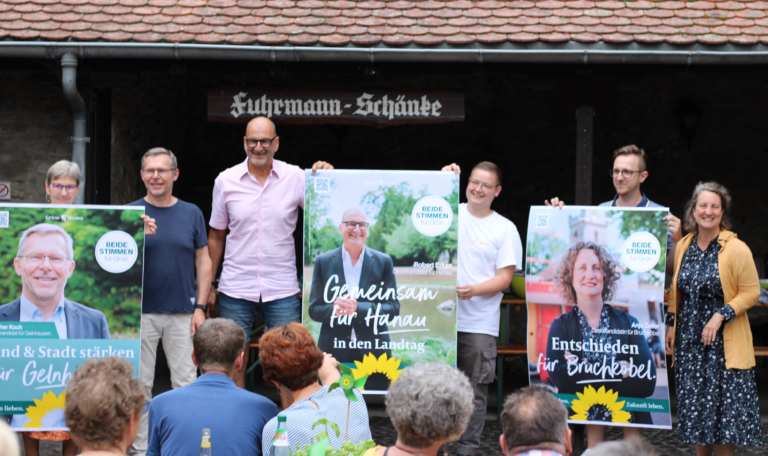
[0,204,143,431]
[303,170,458,394]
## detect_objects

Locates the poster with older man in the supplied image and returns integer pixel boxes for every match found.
[525,206,673,429]
[0,204,144,431]
[304,170,458,394]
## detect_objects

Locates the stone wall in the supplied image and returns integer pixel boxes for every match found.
[0,68,73,202]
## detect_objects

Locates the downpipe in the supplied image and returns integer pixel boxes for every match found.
[60,53,88,204]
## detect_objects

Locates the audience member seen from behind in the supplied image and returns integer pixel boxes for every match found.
[499,387,572,456]
[64,357,145,456]
[588,437,658,456]
[259,322,372,454]
[147,319,276,456]
[666,182,763,456]
[365,363,474,456]
[0,420,20,456]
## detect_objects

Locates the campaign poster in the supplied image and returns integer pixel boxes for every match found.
[304,170,458,394]
[526,206,672,429]
[0,204,143,431]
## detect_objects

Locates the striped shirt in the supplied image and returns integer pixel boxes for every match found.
[261,385,371,455]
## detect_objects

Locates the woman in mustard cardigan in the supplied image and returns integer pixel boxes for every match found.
[665,182,762,455]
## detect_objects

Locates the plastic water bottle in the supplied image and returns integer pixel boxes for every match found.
[199,428,212,456]
[270,415,291,456]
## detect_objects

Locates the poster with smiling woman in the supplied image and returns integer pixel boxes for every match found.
[304,170,459,394]
[0,204,143,431]
[526,206,672,430]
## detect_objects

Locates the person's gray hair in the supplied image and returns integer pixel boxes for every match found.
[385,363,473,449]
[682,181,733,233]
[193,319,246,373]
[588,437,659,456]
[46,160,81,186]
[341,206,367,224]
[501,387,568,452]
[17,223,75,260]
[141,147,178,170]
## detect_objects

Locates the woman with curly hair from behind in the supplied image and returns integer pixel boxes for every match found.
[545,241,657,438]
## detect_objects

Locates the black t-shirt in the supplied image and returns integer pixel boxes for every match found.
[128,198,208,314]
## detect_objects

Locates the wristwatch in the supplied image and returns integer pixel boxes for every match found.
[194,304,208,312]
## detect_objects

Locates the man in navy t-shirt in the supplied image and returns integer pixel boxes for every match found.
[128,147,212,456]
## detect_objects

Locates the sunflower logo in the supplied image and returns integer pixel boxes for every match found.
[24,391,66,428]
[351,353,403,387]
[569,385,631,424]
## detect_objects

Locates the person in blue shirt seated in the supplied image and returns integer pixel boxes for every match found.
[146,319,276,456]
[546,242,656,425]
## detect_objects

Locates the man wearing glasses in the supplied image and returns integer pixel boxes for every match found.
[546,145,681,271]
[1,223,110,428]
[207,116,332,388]
[441,161,523,456]
[308,207,400,389]
[127,147,212,456]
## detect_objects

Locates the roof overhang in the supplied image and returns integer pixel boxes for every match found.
[3,40,768,64]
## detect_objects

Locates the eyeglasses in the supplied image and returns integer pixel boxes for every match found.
[246,136,277,148]
[342,221,369,231]
[468,179,498,191]
[51,184,77,192]
[142,168,176,177]
[610,169,644,179]
[142,399,151,414]
[18,254,70,268]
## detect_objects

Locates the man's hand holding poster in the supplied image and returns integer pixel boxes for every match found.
[0,204,143,431]
[304,170,458,393]
[526,206,672,429]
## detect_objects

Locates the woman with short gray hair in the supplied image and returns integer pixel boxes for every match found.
[365,363,473,456]
[45,160,81,204]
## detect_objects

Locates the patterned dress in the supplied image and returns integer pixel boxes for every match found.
[667,236,763,446]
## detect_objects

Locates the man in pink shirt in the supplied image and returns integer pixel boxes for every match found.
[207,116,332,387]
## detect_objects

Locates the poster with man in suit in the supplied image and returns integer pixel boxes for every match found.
[0,204,144,431]
[304,170,458,393]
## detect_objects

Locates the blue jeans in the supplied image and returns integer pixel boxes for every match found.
[218,292,301,341]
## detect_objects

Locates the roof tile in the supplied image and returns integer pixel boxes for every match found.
[51,11,81,21]
[42,4,73,12]
[475,31,507,41]
[523,7,554,17]
[494,8,523,17]
[30,21,59,29]
[675,9,704,17]
[102,5,131,13]
[681,25,710,33]
[663,17,693,26]
[356,1,385,9]
[262,15,293,25]
[571,15,601,24]
[613,8,644,17]
[507,31,538,41]
[633,32,665,42]
[402,7,430,18]
[233,15,262,25]
[214,24,245,33]
[743,25,768,34]
[445,32,475,43]
[368,24,397,34]
[555,23,585,32]
[431,24,461,34]
[102,30,132,39]
[350,33,382,44]
[626,1,656,8]
[431,8,462,17]
[665,33,696,42]
[91,21,122,30]
[243,24,275,33]
[400,24,429,34]
[178,0,206,5]
[686,1,715,10]
[447,16,477,26]
[646,9,674,18]
[465,7,491,17]
[584,9,613,17]
[718,1,746,10]
[355,16,385,26]
[711,25,743,34]
[694,18,724,26]
[541,16,570,24]
[523,23,554,32]
[306,24,334,34]
[509,15,540,24]
[253,6,280,16]
[594,1,624,9]
[266,0,294,7]
[236,0,266,5]
[60,20,91,29]
[478,16,507,25]
[616,24,647,33]
[729,34,759,44]
[494,23,523,32]
[388,1,416,9]
[71,29,103,39]
[325,16,355,25]
[0,11,21,20]
[632,16,663,26]
[724,17,754,26]
[507,1,535,8]
[255,32,288,43]
[82,12,113,21]
[537,1,566,8]
[183,22,213,33]
[371,8,400,18]
[193,32,226,42]
[566,1,595,8]
[540,31,570,40]
[553,8,583,17]
[602,32,632,41]
[387,17,416,26]
[415,1,446,10]
[462,24,491,33]
[446,1,474,9]
[736,10,766,18]
[274,23,302,33]
[287,32,318,43]
[173,15,203,24]
[225,32,258,43]
[590,23,616,32]
[40,29,71,38]
[14,4,42,12]
[697,32,728,43]
[221,6,252,16]
[342,8,371,17]
[336,24,367,34]
[381,33,413,44]
[601,16,630,25]
[647,24,679,34]
[122,21,151,31]
[163,31,194,40]
[2,19,32,29]
[570,31,600,40]
[657,1,686,9]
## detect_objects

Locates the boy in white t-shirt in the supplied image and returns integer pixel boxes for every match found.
[442,161,523,456]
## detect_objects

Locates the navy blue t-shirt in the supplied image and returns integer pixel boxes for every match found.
[129,198,208,314]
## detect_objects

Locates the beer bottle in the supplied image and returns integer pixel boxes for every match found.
[270,415,291,456]
[200,428,212,456]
